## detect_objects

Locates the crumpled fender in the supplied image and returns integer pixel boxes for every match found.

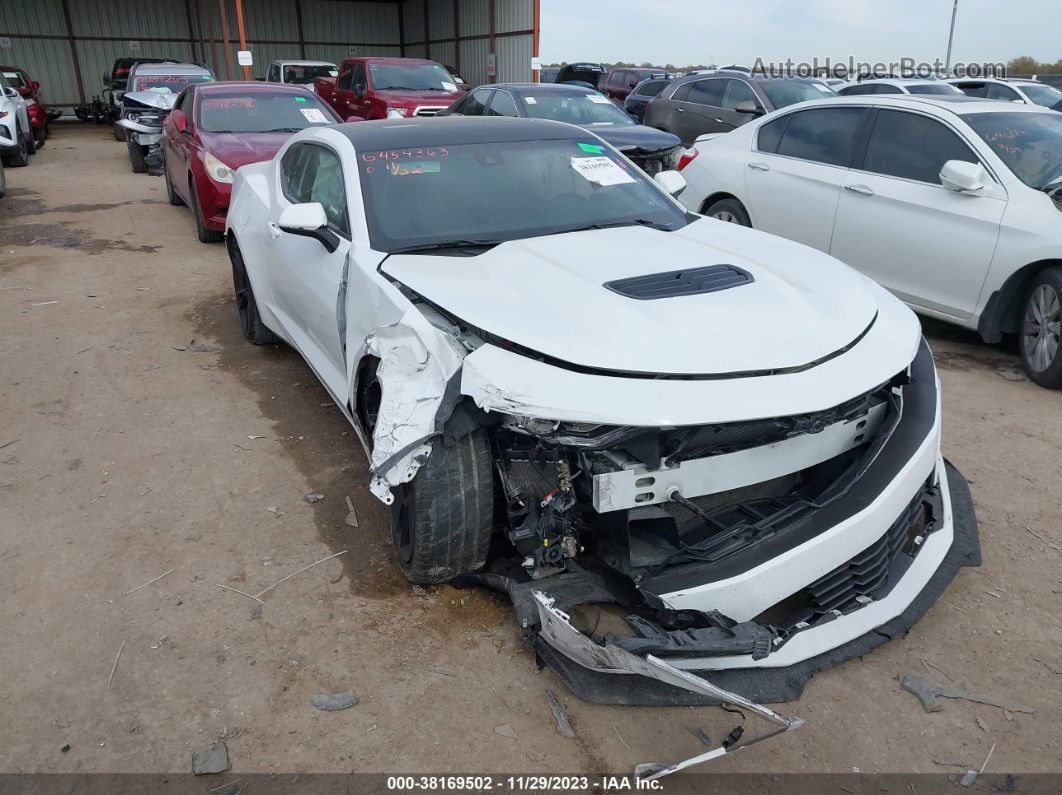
[360,308,467,504]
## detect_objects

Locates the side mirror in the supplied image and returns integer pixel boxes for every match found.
[171,109,188,133]
[940,160,986,192]
[278,203,340,252]
[627,81,638,88]
[655,170,687,197]
[735,100,764,115]
[31,81,40,92]
[344,114,365,122]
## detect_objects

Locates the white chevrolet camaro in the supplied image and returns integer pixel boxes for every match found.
[224,117,978,714]
[677,94,1062,387]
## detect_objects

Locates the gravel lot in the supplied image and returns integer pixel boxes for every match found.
[0,124,1059,782]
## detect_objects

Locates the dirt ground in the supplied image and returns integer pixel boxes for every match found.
[0,124,1059,782]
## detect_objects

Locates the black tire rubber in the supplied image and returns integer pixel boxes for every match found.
[2,123,29,167]
[1019,266,1062,388]
[164,164,185,206]
[229,238,279,345]
[703,197,752,227]
[127,138,147,173]
[32,125,45,150]
[0,162,6,199]
[389,428,494,585]
[113,123,126,142]
[189,175,223,243]
[25,128,36,155]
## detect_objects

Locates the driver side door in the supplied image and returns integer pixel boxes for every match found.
[269,142,353,400]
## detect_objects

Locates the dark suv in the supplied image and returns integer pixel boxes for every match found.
[623,77,672,122]
[644,74,836,146]
[600,68,667,103]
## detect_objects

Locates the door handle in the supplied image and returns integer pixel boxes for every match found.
[845,184,874,196]
[675,107,685,113]
[714,117,725,123]
[748,161,770,172]
[267,222,282,239]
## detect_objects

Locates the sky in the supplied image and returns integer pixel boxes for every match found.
[539,0,1061,68]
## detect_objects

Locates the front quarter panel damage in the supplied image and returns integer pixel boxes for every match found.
[362,310,466,504]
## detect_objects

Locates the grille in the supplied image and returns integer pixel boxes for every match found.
[412,106,448,117]
[604,264,753,300]
[803,486,930,617]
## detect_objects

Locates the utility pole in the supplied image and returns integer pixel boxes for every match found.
[234,0,250,81]
[945,0,959,72]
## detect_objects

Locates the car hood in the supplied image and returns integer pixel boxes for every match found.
[382,220,885,376]
[371,89,464,106]
[122,90,178,111]
[588,124,681,154]
[200,131,293,169]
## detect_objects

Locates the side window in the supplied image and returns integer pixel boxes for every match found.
[986,83,1019,101]
[173,89,190,113]
[463,89,492,116]
[351,64,366,94]
[337,66,352,91]
[776,107,866,167]
[281,144,312,203]
[268,64,278,82]
[839,85,870,96]
[308,147,350,237]
[607,71,622,87]
[640,80,669,98]
[756,114,791,153]
[670,82,693,102]
[721,79,760,111]
[862,109,979,184]
[685,79,725,108]
[486,90,519,117]
[956,82,987,98]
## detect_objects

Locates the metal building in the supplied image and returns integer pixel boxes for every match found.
[0,0,539,108]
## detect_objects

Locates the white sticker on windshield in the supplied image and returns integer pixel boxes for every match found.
[299,107,329,123]
[441,81,457,92]
[329,70,338,77]
[570,156,635,186]
[587,94,611,104]
[2,72,17,79]
[524,96,537,104]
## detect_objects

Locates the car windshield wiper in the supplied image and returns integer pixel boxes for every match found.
[259,127,304,133]
[549,218,671,235]
[389,239,502,255]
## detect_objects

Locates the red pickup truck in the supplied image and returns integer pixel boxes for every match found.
[315,56,465,121]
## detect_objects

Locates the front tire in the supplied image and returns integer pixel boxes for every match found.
[1020,267,1062,388]
[189,175,223,243]
[127,138,147,173]
[704,197,751,227]
[389,428,494,585]
[33,125,45,150]
[2,123,29,167]
[25,127,36,155]
[229,238,279,345]
[113,123,126,142]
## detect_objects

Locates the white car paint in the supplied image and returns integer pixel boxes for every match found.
[949,77,1062,109]
[226,117,962,685]
[836,78,963,97]
[678,95,1062,335]
[0,72,30,157]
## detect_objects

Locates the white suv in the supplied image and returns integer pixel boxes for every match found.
[950,77,1062,110]
[0,71,32,168]
[678,95,1062,386]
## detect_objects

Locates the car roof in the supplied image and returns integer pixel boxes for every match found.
[490,82,598,94]
[274,60,335,67]
[351,56,439,65]
[133,63,211,75]
[193,80,318,95]
[337,116,589,149]
[803,93,1049,116]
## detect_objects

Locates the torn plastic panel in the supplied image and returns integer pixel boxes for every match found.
[533,593,802,780]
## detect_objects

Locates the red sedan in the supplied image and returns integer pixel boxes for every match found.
[161,81,341,243]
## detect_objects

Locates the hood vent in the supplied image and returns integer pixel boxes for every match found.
[604,264,753,300]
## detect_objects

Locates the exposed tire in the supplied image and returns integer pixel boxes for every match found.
[25,127,36,155]
[1020,267,1062,388]
[389,428,494,585]
[164,164,184,206]
[704,197,751,227]
[2,123,29,167]
[33,125,46,150]
[113,123,126,142]
[0,162,6,199]
[229,238,279,345]
[189,175,223,243]
[127,138,147,173]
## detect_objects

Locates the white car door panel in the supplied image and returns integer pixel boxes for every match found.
[829,109,1006,319]
[743,106,869,252]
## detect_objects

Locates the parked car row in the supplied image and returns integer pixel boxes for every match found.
[0,69,40,169]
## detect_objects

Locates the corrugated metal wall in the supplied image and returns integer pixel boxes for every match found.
[0,0,535,106]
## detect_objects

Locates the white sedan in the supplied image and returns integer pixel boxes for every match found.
[678,94,1062,387]
[224,116,977,712]
[836,78,963,97]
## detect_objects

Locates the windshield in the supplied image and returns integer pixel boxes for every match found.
[356,138,689,252]
[132,73,211,92]
[369,63,456,91]
[2,70,27,88]
[1019,83,1062,109]
[522,91,634,126]
[759,79,837,108]
[283,64,338,84]
[908,83,962,95]
[198,92,336,133]
[962,111,1062,189]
